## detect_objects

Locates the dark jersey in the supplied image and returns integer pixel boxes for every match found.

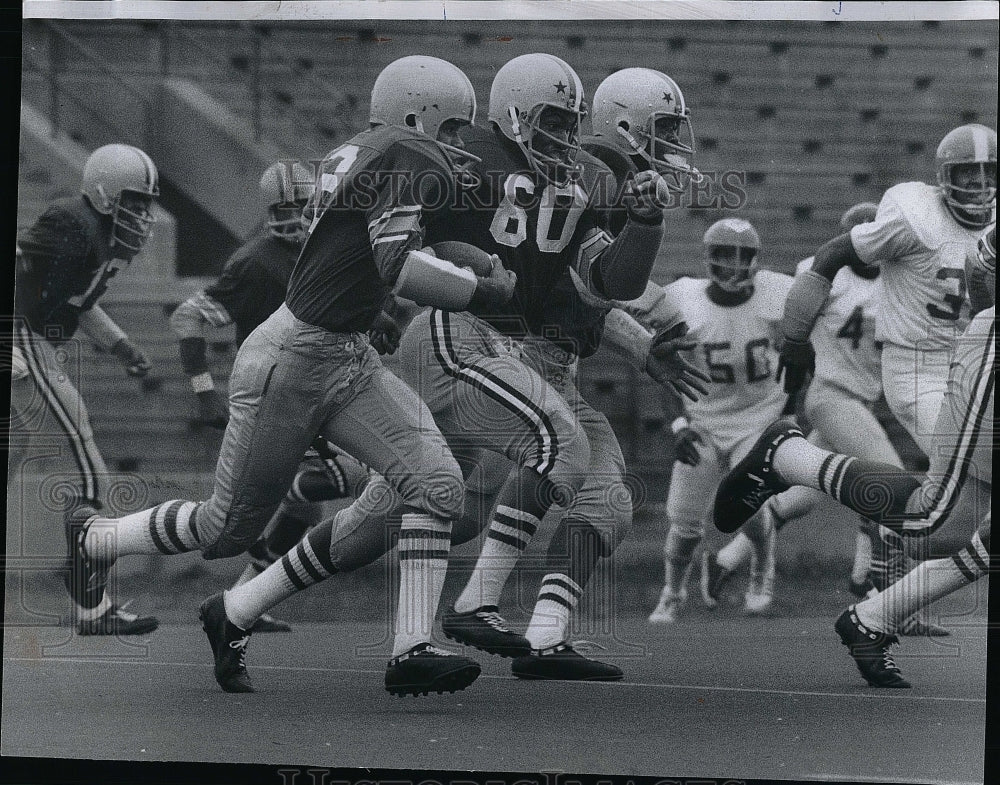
[581,135,639,237]
[14,196,121,341]
[426,125,618,347]
[205,231,300,346]
[286,125,455,333]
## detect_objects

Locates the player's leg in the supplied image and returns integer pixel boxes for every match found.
[835,512,990,689]
[880,343,952,460]
[405,311,590,655]
[513,387,630,680]
[651,427,721,623]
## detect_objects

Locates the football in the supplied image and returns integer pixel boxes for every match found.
[429,241,495,276]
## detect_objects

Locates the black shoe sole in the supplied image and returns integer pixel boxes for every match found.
[443,630,531,659]
[77,619,159,636]
[385,663,481,697]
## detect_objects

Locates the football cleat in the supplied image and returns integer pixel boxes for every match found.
[713,419,803,534]
[77,603,159,636]
[834,607,911,688]
[699,550,734,608]
[512,642,624,681]
[63,505,107,611]
[250,612,293,634]
[199,593,254,693]
[648,586,686,624]
[743,590,773,615]
[384,643,481,697]
[442,605,531,658]
[847,576,877,599]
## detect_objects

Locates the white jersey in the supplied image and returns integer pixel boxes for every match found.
[796,257,882,403]
[850,181,982,350]
[664,271,792,441]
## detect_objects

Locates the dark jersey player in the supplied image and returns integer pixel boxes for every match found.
[63,56,517,698]
[168,161,370,633]
[10,143,160,637]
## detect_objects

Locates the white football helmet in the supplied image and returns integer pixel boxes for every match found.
[591,68,699,191]
[488,53,586,186]
[702,218,761,293]
[370,55,480,182]
[259,161,315,243]
[81,143,159,253]
[935,124,997,229]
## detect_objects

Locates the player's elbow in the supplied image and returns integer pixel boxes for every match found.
[169,298,203,339]
[812,232,865,281]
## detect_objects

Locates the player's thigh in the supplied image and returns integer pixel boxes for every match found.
[421,310,588,485]
[666,427,723,530]
[322,358,464,521]
[806,380,903,466]
[881,345,950,458]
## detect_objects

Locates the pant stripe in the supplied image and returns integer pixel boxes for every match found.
[904,323,995,535]
[429,309,559,476]
[15,323,99,502]
[951,550,980,583]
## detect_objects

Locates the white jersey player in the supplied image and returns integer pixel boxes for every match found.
[703,204,931,621]
[779,124,995,460]
[646,218,793,623]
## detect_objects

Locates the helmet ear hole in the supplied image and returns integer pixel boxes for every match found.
[618,120,630,132]
[404,113,419,128]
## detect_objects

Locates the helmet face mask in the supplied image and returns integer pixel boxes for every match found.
[702,218,762,293]
[82,143,159,256]
[488,53,586,187]
[935,124,997,230]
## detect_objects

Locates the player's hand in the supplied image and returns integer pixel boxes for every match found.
[196,389,229,429]
[469,254,517,310]
[673,426,704,466]
[645,323,712,402]
[623,170,669,223]
[775,337,815,395]
[368,309,402,355]
[111,338,152,378]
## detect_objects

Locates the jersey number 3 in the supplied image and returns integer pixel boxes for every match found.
[925,267,967,322]
[489,174,587,253]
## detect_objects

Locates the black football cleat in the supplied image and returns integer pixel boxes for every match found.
[834,607,911,688]
[78,604,159,636]
[250,613,293,633]
[384,643,481,697]
[847,576,877,599]
[199,593,254,693]
[63,505,108,611]
[442,605,531,658]
[713,418,803,534]
[511,642,623,681]
[700,550,734,608]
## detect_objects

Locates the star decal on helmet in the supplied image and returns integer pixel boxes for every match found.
[662,92,674,104]
[554,80,567,94]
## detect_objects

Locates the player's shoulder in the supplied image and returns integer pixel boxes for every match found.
[752,270,794,317]
[664,275,707,302]
[458,124,520,173]
[39,196,95,231]
[880,181,941,222]
[581,136,636,185]
[794,256,814,276]
[351,126,451,173]
[576,148,619,208]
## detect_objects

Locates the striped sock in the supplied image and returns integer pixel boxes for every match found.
[84,500,202,561]
[224,521,338,630]
[454,505,539,613]
[393,513,451,656]
[854,544,984,635]
[525,573,583,650]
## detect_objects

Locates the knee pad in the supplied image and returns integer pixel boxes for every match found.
[401,460,465,521]
[545,427,591,506]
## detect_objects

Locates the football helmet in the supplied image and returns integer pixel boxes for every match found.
[370,55,480,182]
[839,201,878,231]
[81,143,159,254]
[488,53,586,186]
[591,68,699,191]
[702,218,761,293]
[935,124,997,229]
[259,161,315,243]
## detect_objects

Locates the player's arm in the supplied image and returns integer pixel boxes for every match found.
[75,305,151,378]
[169,279,238,427]
[661,385,703,466]
[368,147,515,311]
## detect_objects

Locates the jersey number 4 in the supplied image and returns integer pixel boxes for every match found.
[836,305,865,350]
[489,174,587,253]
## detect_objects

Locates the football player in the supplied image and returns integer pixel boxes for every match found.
[701,202,947,631]
[645,218,793,623]
[712,224,994,687]
[777,124,995,466]
[168,161,370,632]
[10,143,160,636]
[62,56,519,697]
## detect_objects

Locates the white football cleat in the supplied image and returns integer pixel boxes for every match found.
[744,517,777,615]
[648,586,685,624]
